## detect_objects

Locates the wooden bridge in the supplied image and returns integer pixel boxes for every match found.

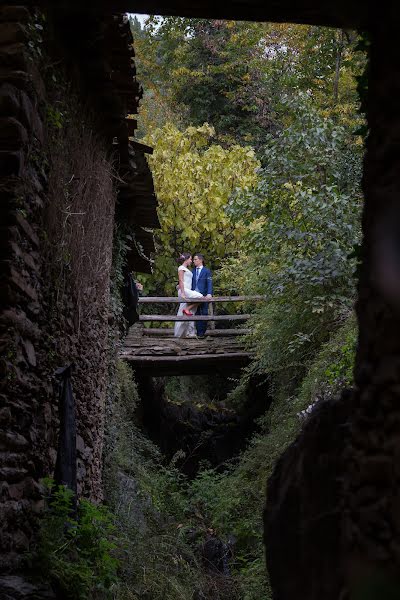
[120,296,264,376]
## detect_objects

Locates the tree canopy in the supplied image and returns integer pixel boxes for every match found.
[125,18,367,598]
[142,122,259,295]
[132,17,364,146]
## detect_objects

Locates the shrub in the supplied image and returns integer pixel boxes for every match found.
[105,361,209,600]
[220,96,362,395]
[32,479,118,599]
[186,316,357,599]
[298,314,357,405]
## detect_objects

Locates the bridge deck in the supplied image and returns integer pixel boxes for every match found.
[120,296,261,376]
[120,325,252,376]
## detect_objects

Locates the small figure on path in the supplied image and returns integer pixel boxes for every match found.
[174,252,204,338]
[192,253,213,339]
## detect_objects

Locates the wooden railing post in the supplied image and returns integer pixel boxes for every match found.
[209,301,216,330]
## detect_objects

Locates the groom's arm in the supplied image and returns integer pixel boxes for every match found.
[206,269,213,296]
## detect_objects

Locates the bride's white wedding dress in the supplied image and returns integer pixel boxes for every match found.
[174,265,204,338]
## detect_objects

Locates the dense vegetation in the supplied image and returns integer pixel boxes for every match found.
[21,14,367,600]
[49,17,365,600]
[142,122,259,295]
[114,15,365,599]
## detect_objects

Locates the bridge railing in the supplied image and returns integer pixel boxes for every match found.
[137,295,265,334]
[138,296,265,304]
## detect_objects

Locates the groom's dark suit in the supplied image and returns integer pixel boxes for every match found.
[192,266,213,336]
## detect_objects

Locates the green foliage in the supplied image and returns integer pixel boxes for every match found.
[46,105,64,129]
[33,479,118,599]
[103,321,357,600]
[186,392,304,599]
[133,19,365,146]
[119,17,366,600]
[218,96,362,391]
[157,18,273,145]
[101,318,358,600]
[26,11,45,63]
[186,315,358,599]
[298,314,357,405]
[354,32,370,130]
[141,122,259,295]
[165,374,236,408]
[110,226,131,325]
[105,361,209,600]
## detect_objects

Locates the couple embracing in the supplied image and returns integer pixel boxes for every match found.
[174,252,213,339]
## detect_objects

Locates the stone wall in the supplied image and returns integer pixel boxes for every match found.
[0,5,116,587]
[43,90,116,501]
[0,5,51,574]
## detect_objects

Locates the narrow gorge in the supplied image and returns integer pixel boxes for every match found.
[2,3,400,600]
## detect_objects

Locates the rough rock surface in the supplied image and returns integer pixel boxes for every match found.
[0,6,114,593]
[265,394,351,599]
[0,6,51,576]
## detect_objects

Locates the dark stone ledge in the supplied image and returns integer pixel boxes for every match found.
[34,0,369,29]
[0,7,31,24]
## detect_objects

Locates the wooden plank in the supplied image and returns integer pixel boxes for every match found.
[123,349,246,356]
[138,295,265,304]
[123,335,243,345]
[140,328,250,336]
[123,335,244,344]
[121,352,251,363]
[123,343,246,354]
[124,348,246,357]
[139,314,250,322]
[209,301,216,330]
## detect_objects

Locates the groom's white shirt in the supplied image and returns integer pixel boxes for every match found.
[194,265,203,292]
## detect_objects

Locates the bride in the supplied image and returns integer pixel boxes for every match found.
[174,253,204,338]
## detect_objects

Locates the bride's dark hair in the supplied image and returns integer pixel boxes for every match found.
[177,252,191,265]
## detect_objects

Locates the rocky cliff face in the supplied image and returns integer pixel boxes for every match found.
[0,5,157,595]
[265,394,351,599]
[0,6,54,573]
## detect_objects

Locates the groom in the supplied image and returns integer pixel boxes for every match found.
[192,253,213,338]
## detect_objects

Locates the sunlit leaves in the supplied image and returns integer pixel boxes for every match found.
[142,122,259,295]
